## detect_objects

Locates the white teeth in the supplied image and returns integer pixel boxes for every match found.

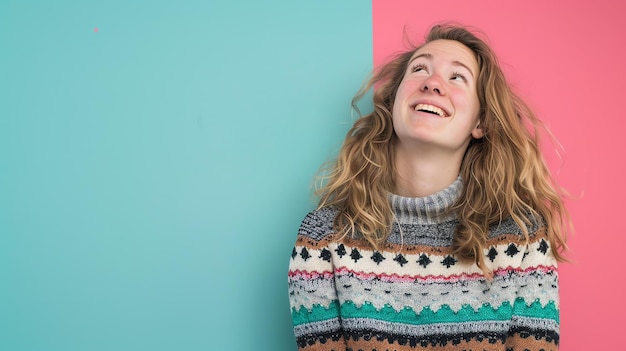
[414,103,446,117]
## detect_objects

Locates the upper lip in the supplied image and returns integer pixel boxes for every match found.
[410,100,450,117]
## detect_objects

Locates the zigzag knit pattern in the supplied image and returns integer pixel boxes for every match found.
[288,178,560,351]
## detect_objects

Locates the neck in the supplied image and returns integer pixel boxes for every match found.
[389,176,462,224]
[393,142,465,197]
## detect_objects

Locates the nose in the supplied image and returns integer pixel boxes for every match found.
[420,75,444,95]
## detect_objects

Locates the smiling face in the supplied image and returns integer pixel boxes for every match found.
[392,39,484,153]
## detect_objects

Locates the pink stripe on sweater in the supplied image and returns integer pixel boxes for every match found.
[288,265,556,282]
[332,265,558,283]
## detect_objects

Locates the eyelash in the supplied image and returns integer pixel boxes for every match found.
[410,64,427,72]
[451,72,467,82]
[410,64,467,82]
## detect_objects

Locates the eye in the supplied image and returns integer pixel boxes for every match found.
[450,72,467,82]
[410,63,427,73]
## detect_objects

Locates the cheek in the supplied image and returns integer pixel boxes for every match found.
[470,95,481,119]
[393,81,417,108]
[391,84,406,115]
[397,79,419,96]
[467,88,480,109]
[452,90,480,115]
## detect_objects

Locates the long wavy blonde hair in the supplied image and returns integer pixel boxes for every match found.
[316,23,570,274]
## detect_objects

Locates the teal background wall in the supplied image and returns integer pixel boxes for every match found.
[0,1,372,350]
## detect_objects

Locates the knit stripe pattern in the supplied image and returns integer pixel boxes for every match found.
[288,178,560,351]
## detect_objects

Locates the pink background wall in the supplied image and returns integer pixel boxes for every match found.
[373,1,626,349]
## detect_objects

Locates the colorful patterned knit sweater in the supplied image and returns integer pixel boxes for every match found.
[288,178,559,351]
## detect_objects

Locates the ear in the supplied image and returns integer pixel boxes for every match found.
[471,123,485,139]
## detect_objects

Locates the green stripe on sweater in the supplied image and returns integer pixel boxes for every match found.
[292,300,342,326]
[292,298,558,326]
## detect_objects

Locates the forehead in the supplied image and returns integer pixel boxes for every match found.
[410,39,478,72]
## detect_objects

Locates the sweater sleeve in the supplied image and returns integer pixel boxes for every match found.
[288,209,347,351]
[505,228,560,351]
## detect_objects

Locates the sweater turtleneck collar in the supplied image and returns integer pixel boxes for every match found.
[389,176,462,225]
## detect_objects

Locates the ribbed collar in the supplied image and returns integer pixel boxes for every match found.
[389,176,462,225]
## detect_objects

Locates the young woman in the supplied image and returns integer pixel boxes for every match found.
[288,23,569,351]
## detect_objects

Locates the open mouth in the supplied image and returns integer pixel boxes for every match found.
[413,103,448,117]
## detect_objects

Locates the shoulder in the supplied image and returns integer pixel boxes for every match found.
[488,212,544,239]
[297,206,338,241]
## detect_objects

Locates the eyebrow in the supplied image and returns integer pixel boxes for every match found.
[408,53,475,78]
